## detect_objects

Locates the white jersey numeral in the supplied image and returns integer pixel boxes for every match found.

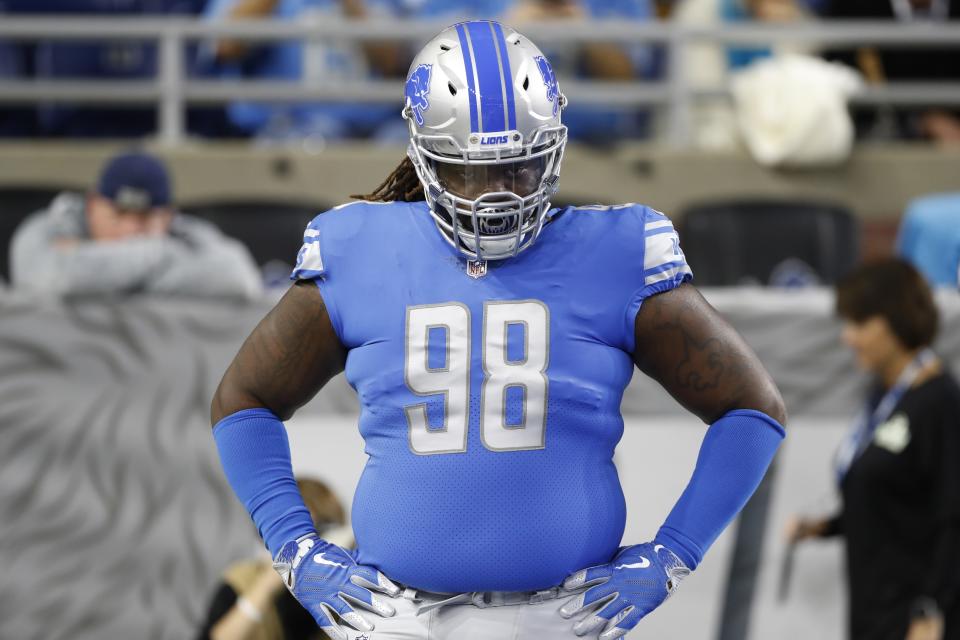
[404,301,550,455]
[404,303,471,454]
[481,302,549,451]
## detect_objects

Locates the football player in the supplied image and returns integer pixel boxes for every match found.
[211,21,787,640]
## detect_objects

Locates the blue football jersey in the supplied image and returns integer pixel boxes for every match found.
[291,200,692,593]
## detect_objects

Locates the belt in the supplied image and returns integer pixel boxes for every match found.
[410,586,565,616]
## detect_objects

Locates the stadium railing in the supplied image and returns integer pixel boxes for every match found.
[0,18,959,146]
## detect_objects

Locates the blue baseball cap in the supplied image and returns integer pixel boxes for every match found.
[96,150,172,212]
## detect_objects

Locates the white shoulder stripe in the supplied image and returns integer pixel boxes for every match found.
[644,231,682,272]
[644,219,673,232]
[646,264,693,286]
[293,232,325,277]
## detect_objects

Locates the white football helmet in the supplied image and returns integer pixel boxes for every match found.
[403,21,568,261]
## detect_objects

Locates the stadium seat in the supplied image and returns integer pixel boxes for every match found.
[179,199,328,282]
[678,199,860,286]
[0,187,66,283]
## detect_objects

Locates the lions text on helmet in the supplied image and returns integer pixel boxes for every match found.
[402,21,567,262]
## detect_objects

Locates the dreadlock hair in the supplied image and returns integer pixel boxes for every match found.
[352,155,425,203]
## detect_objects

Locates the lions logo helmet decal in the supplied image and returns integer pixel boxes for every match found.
[535,56,559,117]
[405,63,433,126]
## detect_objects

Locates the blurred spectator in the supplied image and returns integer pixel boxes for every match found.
[824,0,960,145]
[507,0,657,143]
[195,477,347,640]
[8,150,262,298]
[0,41,37,136]
[673,0,812,150]
[202,0,404,142]
[366,0,517,139]
[0,0,223,138]
[787,258,960,640]
[722,0,809,69]
[898,193,960,288]
[796,0,827,14]
[379,0,513,18]
[0,1,35,136]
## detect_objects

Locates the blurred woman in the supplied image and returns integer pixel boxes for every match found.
[196,478,348,640]
[788,258,960,640]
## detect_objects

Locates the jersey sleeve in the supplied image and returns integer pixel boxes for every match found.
[290,218,327,282]
[287,201,379,347]
[289,211,345,341]
[289,201,378,283]
[638,209,693,295]
[623,207,693,349]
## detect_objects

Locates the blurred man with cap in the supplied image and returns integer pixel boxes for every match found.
[9,149,262,298]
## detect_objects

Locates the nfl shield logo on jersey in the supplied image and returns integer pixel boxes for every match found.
[467,259,488,279]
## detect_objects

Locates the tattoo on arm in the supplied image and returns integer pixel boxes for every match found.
[211,280,346,424]
[656,306,744,397]
[633,284,786,425]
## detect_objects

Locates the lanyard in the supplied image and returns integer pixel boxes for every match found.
[834,348,936,485]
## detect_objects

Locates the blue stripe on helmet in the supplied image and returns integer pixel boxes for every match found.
[466,21,506,133]
[493,22,516,131]
[455,23,479,133]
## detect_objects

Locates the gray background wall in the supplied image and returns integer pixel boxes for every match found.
[1,288,958,640]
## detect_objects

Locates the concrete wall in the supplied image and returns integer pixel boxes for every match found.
[1,142,958,220]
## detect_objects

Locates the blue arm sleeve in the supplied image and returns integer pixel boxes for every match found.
[654,409,785,570]
[213,408,316,557]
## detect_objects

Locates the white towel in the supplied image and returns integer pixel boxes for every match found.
[732,54,863,167]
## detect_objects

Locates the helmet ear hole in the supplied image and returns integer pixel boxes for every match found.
[522,76,529,91]
[448,82,458,96]
[440,44,451,51]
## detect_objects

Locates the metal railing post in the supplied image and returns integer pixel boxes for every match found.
[666,25,692,150]
[158,28,184,146]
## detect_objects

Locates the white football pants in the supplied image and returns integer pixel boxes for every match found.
[346,586,586,640]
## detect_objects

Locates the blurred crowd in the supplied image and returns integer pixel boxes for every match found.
[0,0,958,145]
